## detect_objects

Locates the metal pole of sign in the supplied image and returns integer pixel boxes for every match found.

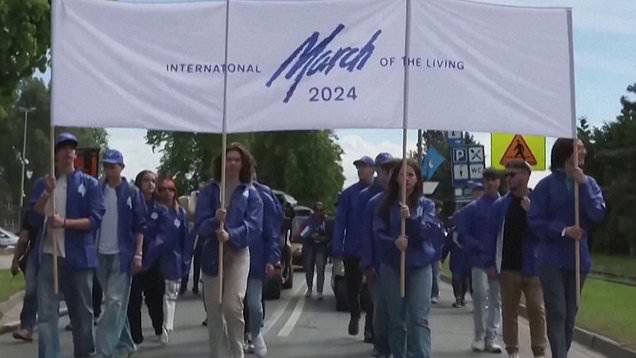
[218,0,232,305]
[399,0,413,298]
[567,9,581,306]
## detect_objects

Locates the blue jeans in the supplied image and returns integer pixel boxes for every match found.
[380,264,432,358]
[20,251,38,330]
[245,278,264,338]
[471,267,501,343]
[38,254,95,358]
[538,265,585,358]
[372,273,390,357]
[431,261,440,299]
[96,254,135,358]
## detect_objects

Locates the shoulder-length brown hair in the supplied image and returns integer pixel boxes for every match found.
[157,176,179,209]
[379,159,423,224]
[213,142,255,183]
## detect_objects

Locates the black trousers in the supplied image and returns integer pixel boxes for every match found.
[93,274,102,319]
[343,256,363,319]
[451,271,472,302]
[181,235,204,293]
[128,262,165,343]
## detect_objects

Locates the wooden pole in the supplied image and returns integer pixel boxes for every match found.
[50,127,59,295]
[566,9,581,306]
[399,0,413,298]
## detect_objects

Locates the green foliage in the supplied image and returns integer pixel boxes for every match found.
[0,78,107,208]
[582,83,636,255]
[0,0,50,116]
[146,130,345,210]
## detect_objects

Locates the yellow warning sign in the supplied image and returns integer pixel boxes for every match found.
[491,133,546,170]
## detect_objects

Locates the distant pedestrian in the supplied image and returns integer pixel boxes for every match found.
[11,209,39,342]
[528,138,605,358]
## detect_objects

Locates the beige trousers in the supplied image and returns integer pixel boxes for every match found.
[500,271,547,356]
[203,246,250,358]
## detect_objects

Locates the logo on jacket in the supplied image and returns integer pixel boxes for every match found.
[266,24,382,103]
[78,183,86,197]
[151,212,158,220]
[126,197,132,209]
[174,218,181,228]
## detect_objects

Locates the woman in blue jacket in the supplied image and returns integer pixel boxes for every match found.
[128,170,169,345]
[195,143,263,358]
[528,138,606,358]
[373,159,438,358]
[157,177,193,345]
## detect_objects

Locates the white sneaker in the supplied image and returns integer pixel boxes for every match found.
[253,334,267,357]
[471,339,484,352]
[160,328,169,345]
[508,353,519,358]
[485,341,502,353]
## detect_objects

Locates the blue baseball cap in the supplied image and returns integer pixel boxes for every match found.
[353,156,374,167]
[102,149,125,166]
[374,152,393,167]
[55,132,78,150]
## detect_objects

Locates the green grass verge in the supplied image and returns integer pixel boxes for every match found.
[592,254,636,278]
[0,269,25,304]
[578,278,636,348]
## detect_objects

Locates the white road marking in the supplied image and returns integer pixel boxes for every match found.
[277,286,308,337]
[263,279,306,335]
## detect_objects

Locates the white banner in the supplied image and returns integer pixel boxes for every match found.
[226,0,405,132]
[52,0,226,132]
[52,0,573,137]
[408,0,572,137]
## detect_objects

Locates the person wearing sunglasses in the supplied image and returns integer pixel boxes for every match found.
[491,160,546,358]
[458,168,503,353]
[528,138,605,358]
[156,177,194,345]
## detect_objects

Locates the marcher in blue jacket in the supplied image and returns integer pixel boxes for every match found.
[491,160,546,358]
[156,177,194,345]
[355,152,392,345]
[196,143,263,358]
[127,170,169,345]
[244,181,282,357]
[300,201,330,300]
[332,155,374,336]
[360,156,397,357]
[457,168,503,353]
[529,138,606,358]
[429,201,447,305]
[94,150,146,358]
[440,210,471,308]
[373,159,438,358]
[30,133,105,358]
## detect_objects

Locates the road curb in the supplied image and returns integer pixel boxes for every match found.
[439,273,636,358]
[0,290,69,336]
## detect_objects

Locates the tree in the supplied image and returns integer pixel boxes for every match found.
[0,0,50,118]
[146,130,345,210]
[0,77,107,222]
[581,83,636,255]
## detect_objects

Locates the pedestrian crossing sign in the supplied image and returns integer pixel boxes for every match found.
[491,133,546,170]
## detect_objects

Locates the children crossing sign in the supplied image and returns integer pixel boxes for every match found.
[491,133,546,170]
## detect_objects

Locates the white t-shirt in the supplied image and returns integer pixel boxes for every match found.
[99,185,120,255]
[43,176,67,258]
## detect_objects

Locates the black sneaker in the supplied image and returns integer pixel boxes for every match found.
[348,317,359,336]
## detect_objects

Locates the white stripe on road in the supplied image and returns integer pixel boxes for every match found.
[263,279,306,335]
[277,287,308,337]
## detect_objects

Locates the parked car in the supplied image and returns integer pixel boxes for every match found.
[0,226,19,248]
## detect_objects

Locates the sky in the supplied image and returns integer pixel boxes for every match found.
[100,0,636,189]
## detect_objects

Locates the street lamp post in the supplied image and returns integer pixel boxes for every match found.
[17,106,35,226]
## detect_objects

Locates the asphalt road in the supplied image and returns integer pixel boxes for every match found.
[0,270,606,357]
